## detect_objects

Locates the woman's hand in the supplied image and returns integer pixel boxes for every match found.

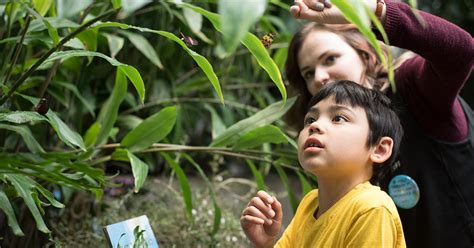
[241,190,283,248]
[290,0,380,24]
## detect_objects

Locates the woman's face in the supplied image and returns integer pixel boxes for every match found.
[297,30,366,95]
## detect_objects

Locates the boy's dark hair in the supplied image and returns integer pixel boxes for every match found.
[306,80,403,184]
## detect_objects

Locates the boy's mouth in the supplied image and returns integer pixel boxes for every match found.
[304,136,325,150]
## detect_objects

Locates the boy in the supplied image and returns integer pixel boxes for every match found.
[240,80,405,247]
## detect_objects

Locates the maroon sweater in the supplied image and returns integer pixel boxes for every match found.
[384,0,473,142]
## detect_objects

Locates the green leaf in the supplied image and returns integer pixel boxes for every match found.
[121,106,177,152]
[103,33,125,58]
[111,0,122,9]
[26,6,59,45]
[119,0,151,17]
[218,0,266,54]
[77,29,98,52]
[273,163,298,213]
[204,104,226,139]
[111,148,129,162]
[179,3,286,104]
[241,33,287,106]
[182,154,221,236]
[0,124,45,153]
[117,115,143,131]
[41,50,145,103]
[5,174,50,233]
[95,69,128,145]
[118,65,145,104]
[125,150,149,193]
[32,0,53,16]
[0,111,48,124]
[161,152,193,221]
[93,22,223,104]
[29,17,79,32]
[332,0,389,85]
[182,8,202,33]
[118,30,163,69]
[54,81,95,117]
[246,160,267,191]
[234,125,287,150]
[296,171,313,195]
[45,111,86,151]
[0,190,24,236]
[84,122,101,148]
[56,0,92,19]
[210,96,296,147]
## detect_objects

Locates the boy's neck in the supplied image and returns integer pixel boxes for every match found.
[315,175,370,218]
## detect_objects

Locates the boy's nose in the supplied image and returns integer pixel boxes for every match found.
[309,121,324,134]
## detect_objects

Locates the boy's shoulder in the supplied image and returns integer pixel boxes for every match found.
[349,182,399,216]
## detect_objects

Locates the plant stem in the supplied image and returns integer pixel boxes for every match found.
[2,15,31,89]
[37,60,60,99]
[96,143,300,171]
[0,8,118,106]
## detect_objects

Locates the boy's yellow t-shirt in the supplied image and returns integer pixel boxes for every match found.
[275,181,406,248]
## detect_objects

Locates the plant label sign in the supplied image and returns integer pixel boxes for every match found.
[103,215,159,248]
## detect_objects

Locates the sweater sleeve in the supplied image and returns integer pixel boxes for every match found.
[383,0,474,142]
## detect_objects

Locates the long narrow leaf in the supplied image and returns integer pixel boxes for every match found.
[94,69,128,145]
[331,0,389,83]
[46,110,86,151]
[118,30,163,69]
[246,160,267,191]
[40,50,145,103]
[5,174,50,233]
[0,111,48,124]
[210,97,296,147]
[0,124,45,153]
[234,125,288,150]
[218,0,266,54]
[125,149,149,193]
[182,154,221,237]
[161,152,193,221]
[121,106,177,152]
[0,190,24,236]
[273,163,298,213]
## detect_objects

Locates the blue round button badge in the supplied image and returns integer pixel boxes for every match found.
[388,175,420,209]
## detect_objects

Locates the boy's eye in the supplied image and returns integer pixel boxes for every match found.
[333,114,348,122]
[304,116,316,126]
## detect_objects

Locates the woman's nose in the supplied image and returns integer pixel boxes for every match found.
[315,68,330,86]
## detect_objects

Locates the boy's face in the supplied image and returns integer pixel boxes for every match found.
[297,96,372,178]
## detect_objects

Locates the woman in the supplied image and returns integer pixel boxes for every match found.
[285,0,473,247]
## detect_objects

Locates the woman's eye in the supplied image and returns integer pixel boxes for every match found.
[304,117,316,126]
[333,115,348,122]
[302,70,314,81]
[324,55,336,66]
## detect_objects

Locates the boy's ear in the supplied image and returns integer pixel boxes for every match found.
[370,137,393,164]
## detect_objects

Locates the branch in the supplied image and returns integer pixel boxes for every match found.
[2,15,31,88]
[0,8,118,106]
[96,142,300,171]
